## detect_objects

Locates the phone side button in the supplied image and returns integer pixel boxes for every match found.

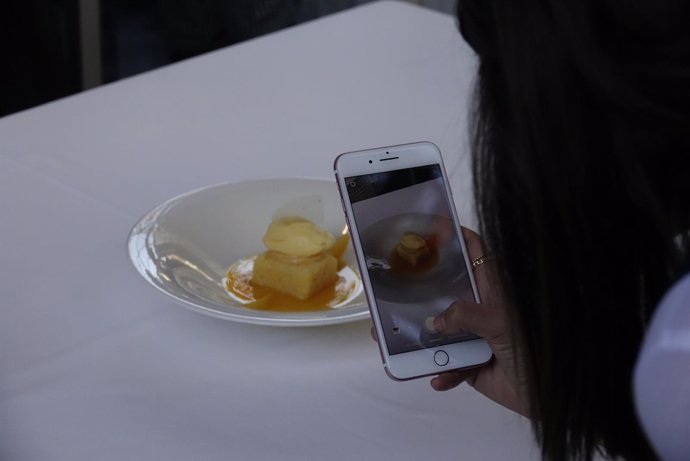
[433,350,449,367]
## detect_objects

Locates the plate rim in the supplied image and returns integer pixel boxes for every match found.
[127,176,370,327]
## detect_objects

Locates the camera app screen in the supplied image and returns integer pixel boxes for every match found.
[346,164,477,355]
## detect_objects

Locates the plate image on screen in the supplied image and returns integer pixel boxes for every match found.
[348,168,476,355]
[360,213,463,303]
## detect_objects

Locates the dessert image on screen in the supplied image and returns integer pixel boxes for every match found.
[395,232,430,266]
[388,231,440,275]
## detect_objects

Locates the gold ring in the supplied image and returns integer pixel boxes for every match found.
[471,253,494,269]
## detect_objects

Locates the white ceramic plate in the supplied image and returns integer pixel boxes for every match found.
[128,178,368,326]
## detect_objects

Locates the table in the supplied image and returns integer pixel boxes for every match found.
[0,2,537,459]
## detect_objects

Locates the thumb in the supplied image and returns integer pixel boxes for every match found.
[434,300,504,341]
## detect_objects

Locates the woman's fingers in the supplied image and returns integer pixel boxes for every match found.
[434,300,506,342]
[430,369,478,391]
[461,227,486,261]
[462,226,502,305]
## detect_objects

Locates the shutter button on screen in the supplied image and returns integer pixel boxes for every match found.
[433,350,449,366]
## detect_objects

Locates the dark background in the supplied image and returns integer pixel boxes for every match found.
[0,1,81,116]
[0,0,366,117]
[0,0,453,118]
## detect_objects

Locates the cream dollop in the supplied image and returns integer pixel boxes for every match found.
[262,217,335,256]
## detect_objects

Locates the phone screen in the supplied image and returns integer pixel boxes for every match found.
[345,164,478,355]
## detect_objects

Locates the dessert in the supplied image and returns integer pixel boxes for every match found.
[389,231,439,274]
[395,232,431,266]
[225,216,359,312]
[251,217,338,300]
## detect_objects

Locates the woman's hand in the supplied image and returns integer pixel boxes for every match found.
[431,227,528,417]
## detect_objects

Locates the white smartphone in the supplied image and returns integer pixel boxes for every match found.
[334,141,492,380]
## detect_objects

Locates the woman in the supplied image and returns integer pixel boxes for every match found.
[432,1,690,460]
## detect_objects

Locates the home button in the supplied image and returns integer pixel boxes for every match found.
[433,350,449,366]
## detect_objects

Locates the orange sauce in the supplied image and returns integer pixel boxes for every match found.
[225,235,358,312]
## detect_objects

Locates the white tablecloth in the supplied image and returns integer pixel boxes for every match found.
[0,2,536,459]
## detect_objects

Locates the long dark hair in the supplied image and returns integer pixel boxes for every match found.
[457,1,690,459]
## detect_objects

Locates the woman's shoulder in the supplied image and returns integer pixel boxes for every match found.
[634,272,690,460]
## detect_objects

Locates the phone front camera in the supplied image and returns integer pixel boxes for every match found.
[368,160,372,164]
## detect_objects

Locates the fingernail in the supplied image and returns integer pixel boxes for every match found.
[433,315,445,332]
